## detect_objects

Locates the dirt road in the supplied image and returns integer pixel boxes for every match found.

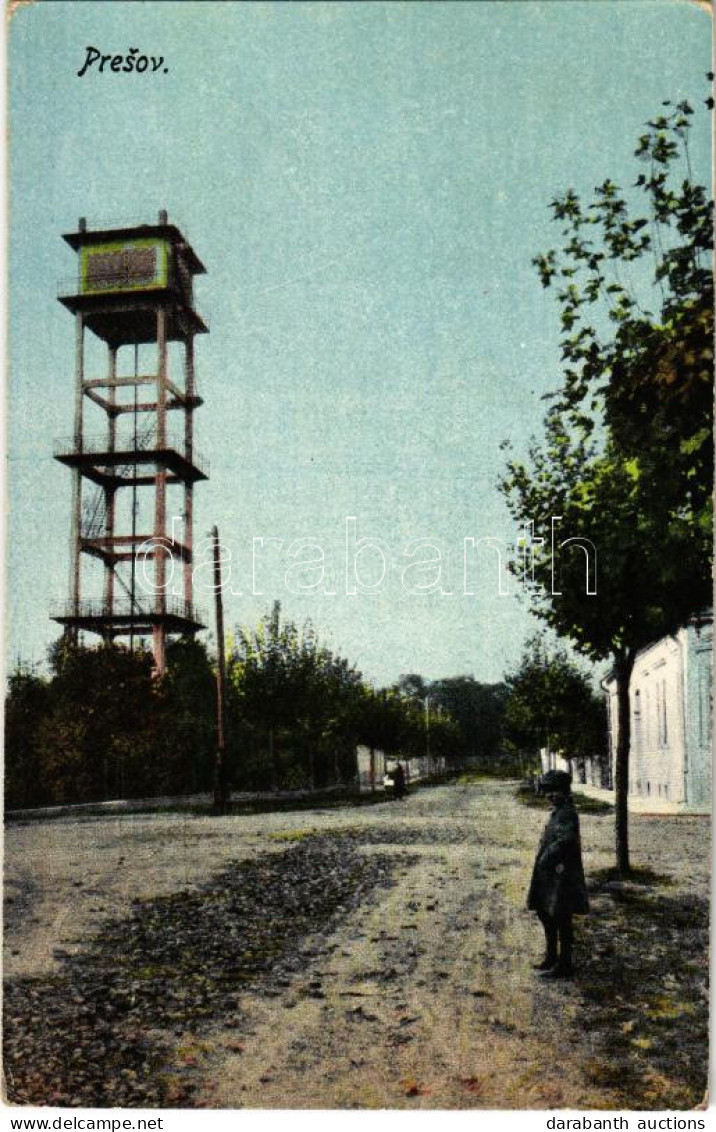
[4,780,709,1109]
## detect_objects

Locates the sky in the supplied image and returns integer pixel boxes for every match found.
[6,0,712,686]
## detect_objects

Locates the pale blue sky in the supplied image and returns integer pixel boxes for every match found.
[7,1,712,684]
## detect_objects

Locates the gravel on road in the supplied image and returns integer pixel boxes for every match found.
[4,780,709,1109]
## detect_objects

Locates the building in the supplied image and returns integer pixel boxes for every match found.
[355,746,446,792]
[539,747,610,790]
[603,613,712,811]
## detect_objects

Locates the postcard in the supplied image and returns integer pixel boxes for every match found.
[3,0,712,1117]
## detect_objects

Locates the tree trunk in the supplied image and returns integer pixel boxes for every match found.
[614,650,635,875]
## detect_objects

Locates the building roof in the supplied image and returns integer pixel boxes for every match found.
[601,609,713,688]
[62,221,206,275]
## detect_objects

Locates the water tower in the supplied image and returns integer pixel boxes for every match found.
[52,211,208,674]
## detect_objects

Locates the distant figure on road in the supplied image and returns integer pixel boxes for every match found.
[527,769,588,978]
[393,761,406,801]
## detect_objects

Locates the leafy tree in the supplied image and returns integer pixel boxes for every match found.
[391,674,509,769]
[158,637,217,795]
[228,602,363,789]
[295,633,363,786]
[5,664,52,809]
[423,711,462,769]
[37,640,160,803]
[5,636,220,807]
[429,677,507,764]
[355,686,415,763]
[229,602,301,788]
[501,100,712,872]
[504,636,606,777]
[393,673,430,704]
[389,678,465,770]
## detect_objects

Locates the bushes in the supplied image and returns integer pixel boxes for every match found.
[6,603,507,807]
[5,639,212,807]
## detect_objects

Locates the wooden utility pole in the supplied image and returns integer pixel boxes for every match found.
[425,694,431,778]
[212,525,229,814]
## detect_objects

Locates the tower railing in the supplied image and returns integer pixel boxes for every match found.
[57,273,208,308]
[53,432,210,477]
[50,597,204,624]
[63,213,194,236]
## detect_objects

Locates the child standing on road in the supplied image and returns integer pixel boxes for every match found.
[527,770,589,978]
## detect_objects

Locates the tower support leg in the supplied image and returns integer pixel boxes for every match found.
[69,312,85,643]
[184,334,195,615]
[153,308,169,675]
[104,346,117,616]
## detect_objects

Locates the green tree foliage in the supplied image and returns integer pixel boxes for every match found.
[392,674,430,703]
[391,673,506,769]
[226,607,487,788]
[503,636,606,778]
[6,613,508,805]
[5,664,52,808]
[35,640,160,803]
[356,686,418,760]
[5,637,218,808]
[227,602,364,789]
[158,638,218,795]
[500,101,713,872]
[429,677,507,764]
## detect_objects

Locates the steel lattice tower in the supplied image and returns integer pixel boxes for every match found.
[52,211,208,674]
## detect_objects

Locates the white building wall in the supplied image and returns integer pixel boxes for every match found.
[604,615,712,810]
[539,749,609,788]
[355,745,386,792]
[539,748,571,775]
[355,747,446,792]
[581,755,609,787]
[627,634,687,803]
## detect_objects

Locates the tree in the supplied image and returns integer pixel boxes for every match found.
[429,676,507,765]
[504,636,606,777]
[296,636,363,786]
[228,602,364,789]
[391,674,509,769]
[158,637,217,794]
[356,686,416,764]
[393,674,430,703]
[229,602,302,788]
[37,640,160,803]
[5,664,52,809]
[5,636,221,808]
[500,100,712,872]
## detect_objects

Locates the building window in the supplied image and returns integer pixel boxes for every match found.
[661,678,668,745]
[654,680,668,747]
[633,689,641,751]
